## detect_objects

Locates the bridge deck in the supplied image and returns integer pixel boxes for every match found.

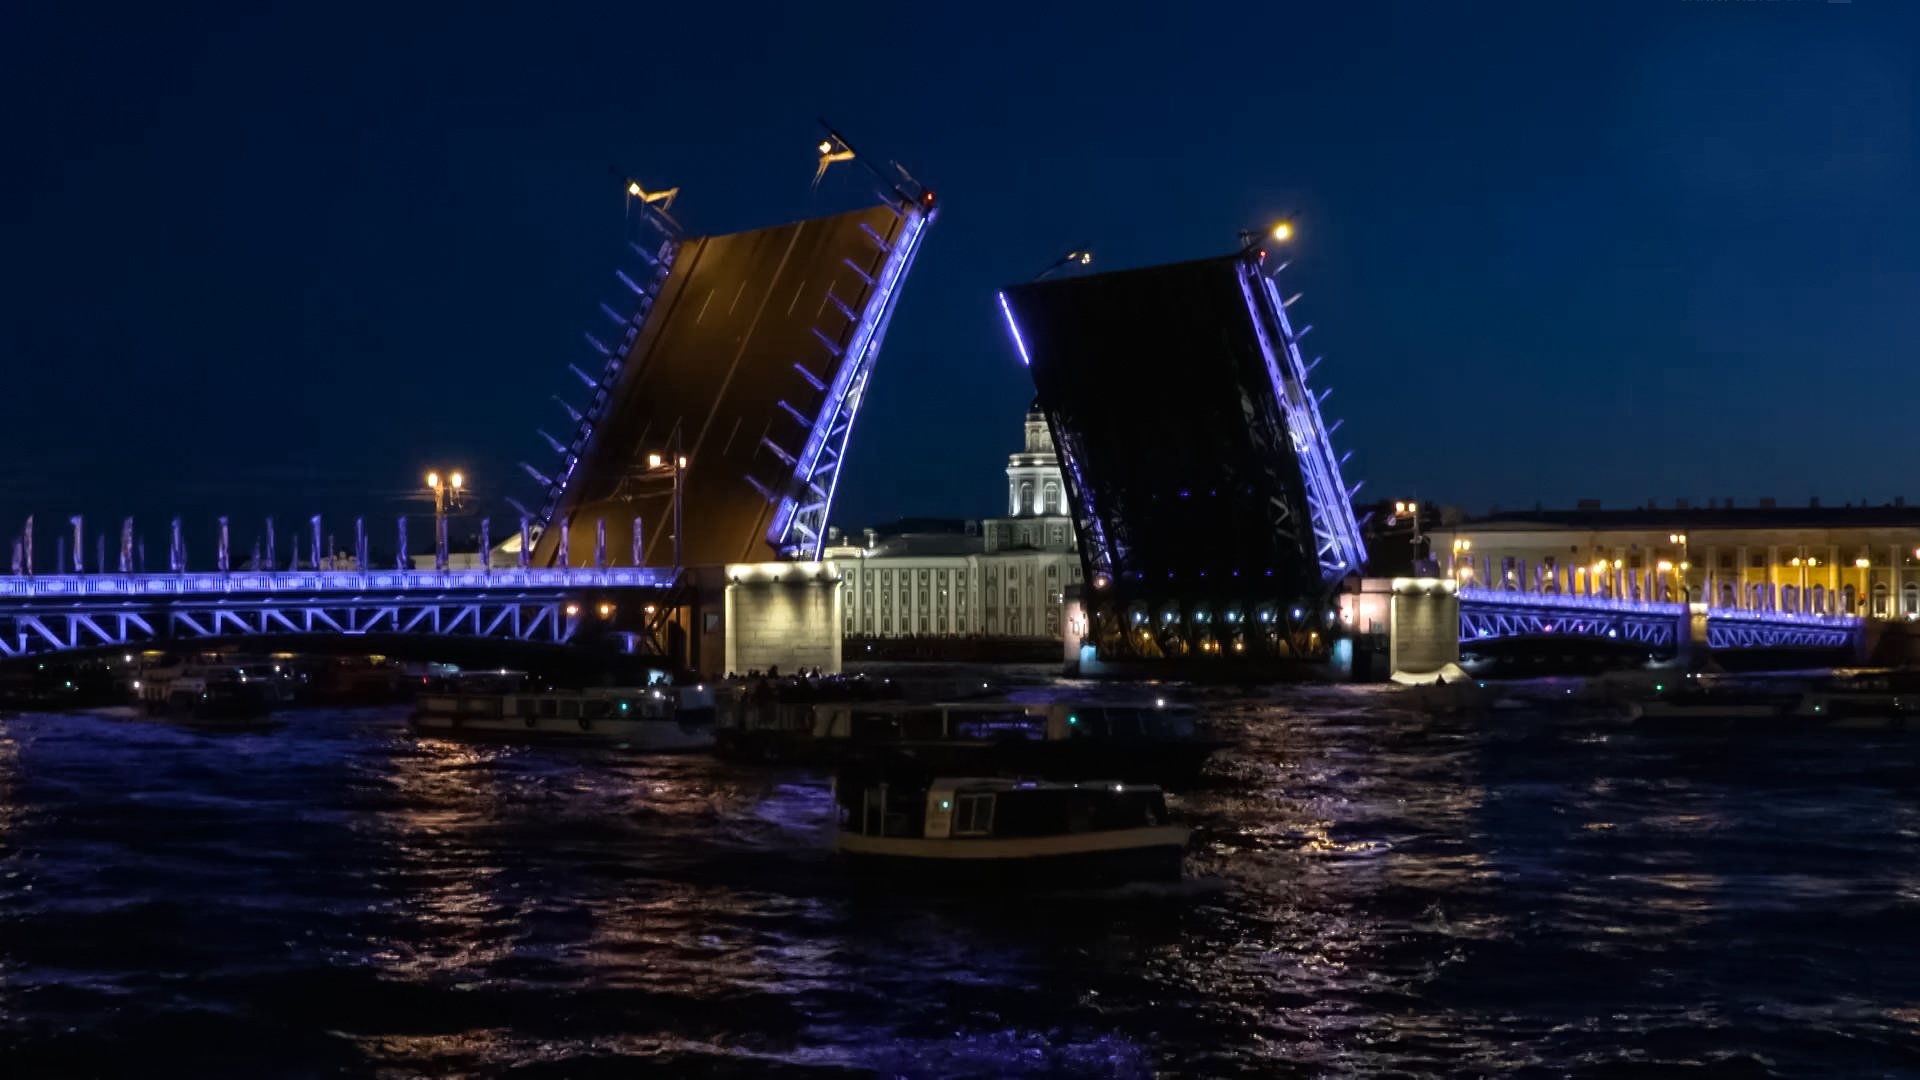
[1001,254,1326,625]
[535,204,922,569]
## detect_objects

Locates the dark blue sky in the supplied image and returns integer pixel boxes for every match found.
[3,0,1914,545]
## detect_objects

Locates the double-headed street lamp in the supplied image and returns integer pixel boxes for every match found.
[644,447,687,571]
[426,470,465,571]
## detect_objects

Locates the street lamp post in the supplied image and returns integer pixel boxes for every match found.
[644,440,687,572]
[426,470,465,571]
[1668,533,1689,603]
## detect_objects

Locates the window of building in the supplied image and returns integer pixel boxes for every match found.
[1046,564,1058,578]
[863,616,873,634]
[918,615,929,634]
[1873,583,1890,617]
[1007,587,1018,607]
[1751,554,1767,569]
[1070,566,1081,582]
[1018,482,1033,516]
[1627,555,1643,569]
[1718,554,1734,570]
[1906,583,1920,616]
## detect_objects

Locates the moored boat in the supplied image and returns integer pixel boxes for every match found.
[719,691,1226,786]
[411,684,713,750]
[833,763,1189,887]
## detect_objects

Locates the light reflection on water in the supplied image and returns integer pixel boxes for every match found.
[0,685,1915,1076]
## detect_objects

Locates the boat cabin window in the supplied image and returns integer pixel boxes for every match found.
[515,699,538,718]
[953,793,995,836]
[539,699,558,718]
[582,699,612,720]
[559,700,580,719]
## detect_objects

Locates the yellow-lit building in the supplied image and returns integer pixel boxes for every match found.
[1426,503,1920,620]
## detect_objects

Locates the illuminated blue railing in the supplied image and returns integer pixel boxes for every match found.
[768,200,936,558]
[1457,587,1685,616]
[534,214,682,534]
[0,566,675,599]
[1240,261,1366,579]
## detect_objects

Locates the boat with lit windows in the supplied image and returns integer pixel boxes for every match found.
[833,763,1189,886]
[719,691,1225,786]
[412,678,713,749]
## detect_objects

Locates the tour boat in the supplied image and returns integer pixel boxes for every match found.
[833,766,1189,887]
[411,684,714,749]
[1629,678,1920,728]
[718,691,1226,786]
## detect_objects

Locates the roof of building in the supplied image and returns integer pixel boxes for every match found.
[1453,505,1920,532]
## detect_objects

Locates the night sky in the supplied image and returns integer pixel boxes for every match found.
[3,1,1915,551]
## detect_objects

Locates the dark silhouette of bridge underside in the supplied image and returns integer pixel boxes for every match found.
[533,204,915,569]
[1002,253,1329,655]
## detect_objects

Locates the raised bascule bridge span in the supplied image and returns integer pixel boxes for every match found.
[996,242,1861,676]
[997,245,1367,673]
[0,139,938,675]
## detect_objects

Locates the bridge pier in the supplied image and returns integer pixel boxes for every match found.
[1388,577,1462,682]
[717,562,843,678]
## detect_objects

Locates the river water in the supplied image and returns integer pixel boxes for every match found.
[1,683,1917,1077]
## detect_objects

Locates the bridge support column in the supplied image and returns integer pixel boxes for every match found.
[722,562,843,677]
[1389,577,1460,683]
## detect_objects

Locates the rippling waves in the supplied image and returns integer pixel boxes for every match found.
[1,683,1918,1077]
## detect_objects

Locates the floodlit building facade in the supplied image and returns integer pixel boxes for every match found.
[1427,501,1920,620]
[827,404,1082,641]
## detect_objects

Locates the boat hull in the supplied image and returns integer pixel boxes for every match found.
[836,825,1189,887]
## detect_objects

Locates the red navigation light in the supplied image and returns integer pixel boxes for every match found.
[921,190,936,206]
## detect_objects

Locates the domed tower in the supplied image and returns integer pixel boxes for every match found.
[1006,398,1063,519]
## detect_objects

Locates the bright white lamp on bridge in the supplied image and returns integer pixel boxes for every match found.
[426,471,440,490]
[450,471,463,491]
[1272,222,1294,242]
[647,453,663,469]
[627,181,643,197]
[1857,558,1871,568]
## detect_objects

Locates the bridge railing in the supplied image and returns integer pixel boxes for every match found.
[0,567,677,600]
[1456,586,1685,616]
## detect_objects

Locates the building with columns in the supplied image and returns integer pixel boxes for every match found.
[827,402,1082,641]
[1426,501,1920,620]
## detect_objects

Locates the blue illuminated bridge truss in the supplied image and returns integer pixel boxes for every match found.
[1459,588,1684,648]
[0,568,674,660]
[1458,588,1863,652]
[1706,608,1861,651]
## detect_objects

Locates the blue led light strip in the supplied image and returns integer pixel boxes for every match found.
[998,293,1032,366]
[535,228,681,534]
[767,204,935,558]
[1238,263,1366,579]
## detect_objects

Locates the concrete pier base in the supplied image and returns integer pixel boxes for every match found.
[721,561,843,677]
[1388,577,1461,680]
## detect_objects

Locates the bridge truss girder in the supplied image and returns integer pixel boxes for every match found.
[1459,605,1678,648]
[0,595,584,660]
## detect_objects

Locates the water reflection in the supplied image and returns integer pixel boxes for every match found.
[0,691,1915,1076]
